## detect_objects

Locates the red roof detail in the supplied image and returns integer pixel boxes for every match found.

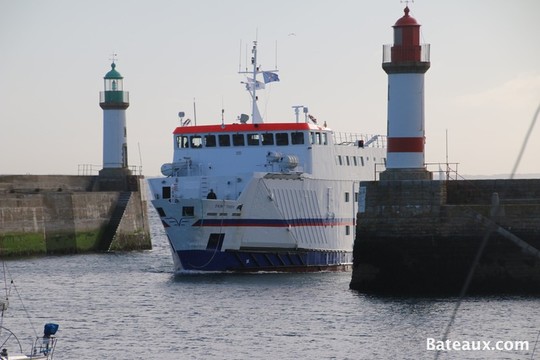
[173,122,324,135]
[394,6,420,27]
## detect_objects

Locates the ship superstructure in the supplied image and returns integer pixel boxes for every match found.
[148,41,386,272]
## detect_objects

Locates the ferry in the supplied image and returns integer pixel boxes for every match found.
[148,41,386,272]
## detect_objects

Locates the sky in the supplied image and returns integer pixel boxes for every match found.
[1,0,539,177]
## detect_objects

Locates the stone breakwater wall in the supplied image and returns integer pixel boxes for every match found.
[351,179,540,294]
[0,175,151,256]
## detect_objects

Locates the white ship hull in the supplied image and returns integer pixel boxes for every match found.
[150,141,385,272]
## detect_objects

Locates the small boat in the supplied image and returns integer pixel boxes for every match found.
[148,40,387,273]
[0,264,58,360]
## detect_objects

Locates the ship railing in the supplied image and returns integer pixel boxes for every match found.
[170,162,207,177]
[333,133,387,148]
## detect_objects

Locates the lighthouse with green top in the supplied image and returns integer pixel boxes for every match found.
[99,61,131,175]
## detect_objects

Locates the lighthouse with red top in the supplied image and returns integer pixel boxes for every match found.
[380,6,432,180]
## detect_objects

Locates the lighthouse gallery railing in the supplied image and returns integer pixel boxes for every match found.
[382,44,431,63]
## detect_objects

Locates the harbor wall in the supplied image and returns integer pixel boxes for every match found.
[0,175,151,256]
[351,179,540,294]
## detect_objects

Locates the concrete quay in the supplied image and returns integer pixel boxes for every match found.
[0,174,151,257]
[350,179,540,294]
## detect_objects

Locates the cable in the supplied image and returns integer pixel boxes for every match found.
[434,101,540,360]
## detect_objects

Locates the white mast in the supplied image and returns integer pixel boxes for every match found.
[239,40,278,124]
[250,41,262,123]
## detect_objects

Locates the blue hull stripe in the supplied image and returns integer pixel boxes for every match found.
[177,249,352,272]
[192,218,353,227]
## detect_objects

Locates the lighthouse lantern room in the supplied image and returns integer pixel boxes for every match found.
[99,62,131,176]
[380,6,432,181]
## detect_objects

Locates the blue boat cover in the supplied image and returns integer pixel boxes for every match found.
[44,323,59,337]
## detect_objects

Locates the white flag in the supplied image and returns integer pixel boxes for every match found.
[246,78,265,91]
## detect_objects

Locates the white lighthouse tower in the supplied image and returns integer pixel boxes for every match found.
[380,6,432,181]
[99,61,131,176]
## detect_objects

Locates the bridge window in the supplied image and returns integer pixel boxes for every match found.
[345,192,350,202]
[247,133,260,146]
[337,155,343,165]
[346,225,351,236]
[291,132,305,145]
[219,134,230,147]
[276,133,289,146]
[262,133,274,145]
[353,156,358,166]
[322,132,328,145]
[177,135,189,149]
[205,135,216,147]
[360,156,365,166]
[346,156,350,166]
[190,135,202,148]
[233,134,245,146]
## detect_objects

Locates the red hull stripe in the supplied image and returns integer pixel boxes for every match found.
[173,122,323,135]
[387,137,424,152]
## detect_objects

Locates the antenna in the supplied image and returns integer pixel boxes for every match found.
[137,142,143,175]
[221,96,225,126]
[238,40,242,73]
[400,0,414,6]
[275,40,278,69]
[193,98,197,126]
[292,105,304,123]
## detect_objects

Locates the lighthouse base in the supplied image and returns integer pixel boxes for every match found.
[99,167,133,178]
[380,168,432,181]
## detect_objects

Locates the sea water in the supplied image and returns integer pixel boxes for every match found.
[2,208,539,360]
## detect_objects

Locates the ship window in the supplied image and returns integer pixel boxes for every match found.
[346,156,350,166]
[310,132,316,144]
[262,133,274,145]
[247,133,260,146]
[276,133,288,146]
[291,132,304,145]
[219,134,230,147]
[354,192,359,202]
[190,135,202,148]
[315,132,322,145]
[360,156,365,166]
[337,155,343,165]
[182,206,194,217]
[233,134,245,146]
[177,135,189,149]
[353,156,358,166]
[346,225,350,236]
[204,135,216,147]
[162,186,171,199]
[345,192,350,202]
[322,133,328,145]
